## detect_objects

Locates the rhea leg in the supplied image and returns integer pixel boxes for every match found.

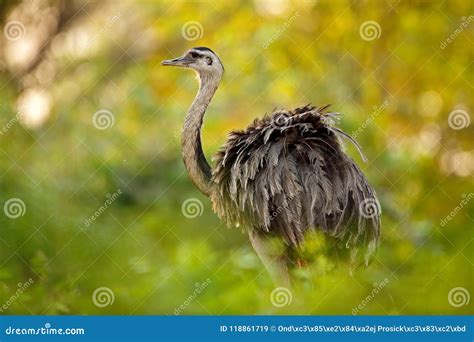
[248,230,291,288]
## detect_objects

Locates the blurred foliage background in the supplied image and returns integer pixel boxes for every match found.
[0,0,472,315]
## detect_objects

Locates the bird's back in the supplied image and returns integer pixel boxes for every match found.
[211,105,380,264]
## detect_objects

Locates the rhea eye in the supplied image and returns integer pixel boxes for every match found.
[190,52,199,59]
[206,57,213,65]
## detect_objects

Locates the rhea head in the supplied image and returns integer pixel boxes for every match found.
[161,47,224,82]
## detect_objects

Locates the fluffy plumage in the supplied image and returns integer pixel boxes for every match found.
[163,47,381,283]
[211,104,381,264]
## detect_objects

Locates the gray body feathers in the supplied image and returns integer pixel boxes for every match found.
[211,105,381,263]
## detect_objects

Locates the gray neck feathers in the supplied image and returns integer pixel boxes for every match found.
[181,72,220,196]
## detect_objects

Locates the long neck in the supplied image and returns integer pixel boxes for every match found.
[181,72,220,197]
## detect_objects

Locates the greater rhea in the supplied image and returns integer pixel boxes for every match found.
[162,47,381,287]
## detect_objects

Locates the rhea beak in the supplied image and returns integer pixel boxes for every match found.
[161,55,193,67]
